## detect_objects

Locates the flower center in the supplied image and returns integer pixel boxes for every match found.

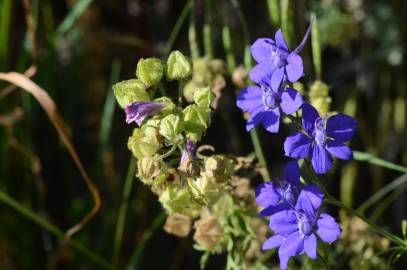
[297,211,313,238]
[314,116,327,146]
[282,184,296,206]
[271,46,288,67]
[261,86,281,110]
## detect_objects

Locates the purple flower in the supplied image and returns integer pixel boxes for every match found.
[179,139,196,167]
[263,186,341,270]
[236,82,302,133]
[284,103,357,174]
[249,24,311,90]
[124,101,165,126]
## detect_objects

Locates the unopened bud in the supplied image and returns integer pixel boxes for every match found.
[136,58,164,86]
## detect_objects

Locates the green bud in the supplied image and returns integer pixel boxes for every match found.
[309,80,331,115]
[194,87,214,108]
[112,79,150,108]
[137,156,168,185]
[166,50,193,80]
[194,175,222,205]
[159,185,192,214]
[159,114,184,142]
[183,105,211,141]
[127,127,160,159]
[203,155,234,183]
[153,96,176,116]
[136,58,164,86]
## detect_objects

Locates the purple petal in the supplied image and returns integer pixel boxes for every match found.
[275,29,289,51]
[284,132,312,159]
[236,86,263,113]
[259,203,290,217]
[125,102,165,126]
[326,113,357,142]
[279,231,304,259]
[326,140,353,160]
[301,184,324,210]
[296,185,323,218]
[311,145,333,174]
[279,256,290,270]
[251,38,275,63]
[280,88,303,115]
[246,106,265,131]
[301,103,320,135]
[285,53,304,82]
[262,109,280,133]
[284,161,300,186]
[268,210,299,236]
[304,233,317,259]
[316,213,342,244]
[249,61,275,83]
[255,182,281,207]
[294,23,312,54]
[179,139,196,169]
[262,234,284,250]
[270,67,285,91]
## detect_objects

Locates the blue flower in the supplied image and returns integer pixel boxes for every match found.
[125,101,165,126]
[262,186,341,270]
[236,82,303,133]
[284,103,357,174]
[249,25,312,90]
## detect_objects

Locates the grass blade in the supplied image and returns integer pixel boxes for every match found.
[353,151,407,173]
[267,0,280,28]
[0,0,12,68]
[55,0,94,38]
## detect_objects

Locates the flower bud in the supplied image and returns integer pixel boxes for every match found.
[166,51,192,80]
[136,58,164,86]
[163,213,192,237]
[137,156,168,185]
[183,105,211,141]
[112,79,150,108]
[159,114,184,142]
[127,127,160,159]
[193,87,214,108]
[193,209,224,251]
[203,155,234,183]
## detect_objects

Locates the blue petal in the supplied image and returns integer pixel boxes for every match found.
[279,255,290,270]
[270,66,285,91]
[255,182,281,207]
[251,38,275,63]
[280,87,303,115]
[249,61,275,83]
[259,203,290,217]
[275,29,289,51]
[296,185,323,218]
[285,53,304,82]
[262,234,284,250]
[294,23,312,54]
[301,103,320,135]
[246,106,265,131]
[284,160,300,186]
[269,210,298,236]
[326,140,353,160]
[326,113,357,142]
[125,102,165,126]
[278,231,304,261]
[301,184,324,210]
[236,86,263,113]
[284,132,312,159]
[262,109,280,133]
[316,213,342,244]
[304,233,317,259]
[311,144,333,174]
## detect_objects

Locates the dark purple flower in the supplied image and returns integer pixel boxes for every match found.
[263,186,341,270]
[249,24,311,89]
[125,101,165,126]
[236,82,302,133]
[180,139,196,167]
[284,103,357,174]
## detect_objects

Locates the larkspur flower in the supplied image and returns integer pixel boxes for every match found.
[249,24,312,90]
[236,81,303,132]
[263,186,341,270]
[284,103,357,174]
[124,101,165,126]
[179,139,196,168]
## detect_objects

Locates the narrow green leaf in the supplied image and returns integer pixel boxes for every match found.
[311,13,321,79]
[267,0,280,28]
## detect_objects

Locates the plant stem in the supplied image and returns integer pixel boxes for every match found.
[0,189,115,269]
[250,128,271,181]
[353,151,407,173]
[113,156,137,264]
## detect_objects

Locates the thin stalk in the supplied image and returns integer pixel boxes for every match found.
[353,151,407,173]
[250,128,271,181]
[0,0,12,68]
[188,0,199,59]
[267,0,280,28]
[0,189,115,270]
[113,156,137,264]
[203,0,214,58]
[222,25,237,73]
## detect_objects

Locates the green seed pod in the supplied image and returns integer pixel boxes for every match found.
[166,51,193,80]
[204,155,234,183]
[309,80,331,115]
[183,80,201,103]
[194,175,223,205]
[136,58,164,86]
[112,79,150,108]
[193,87,214,108]
[153,96,176,116]
[137,156,168,186]
[183,104,211,141]
[159,114,184,142]
[159,185,192,214]
[127,127,160,159]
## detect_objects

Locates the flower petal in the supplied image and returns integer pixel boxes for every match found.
[279,231,304,259]
[249,61,275,83]
[262,234,284,250]
[251,38,275,63]
[270,67,285,91]
[236,86,263,113]
[301,103,320,135]
[284,160,300,186]
[326,140,353,160]
[296,185,323,219]
[262,109,280,133]
[246,106,265,131]
[326,113,357,142]
[285,53,304,82]
[255,182,281,207]
[311,144,333,174]
[279,255,290,270]
[284,132,312,159]
[316,213,342,244]
[275,29,289,51]
[125,102,165,126]
[269,210,299,236]
[280,88,303,115]
[301,184,324,210]
[304,233,317,259]
[259,203,290,217]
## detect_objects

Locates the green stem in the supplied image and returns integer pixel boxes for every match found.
[353,150,407,173]
[0,189,115,270]
[188,0,200,59]
[250,128,271,181]
[113,156,137,264]
[159,143,178,160]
